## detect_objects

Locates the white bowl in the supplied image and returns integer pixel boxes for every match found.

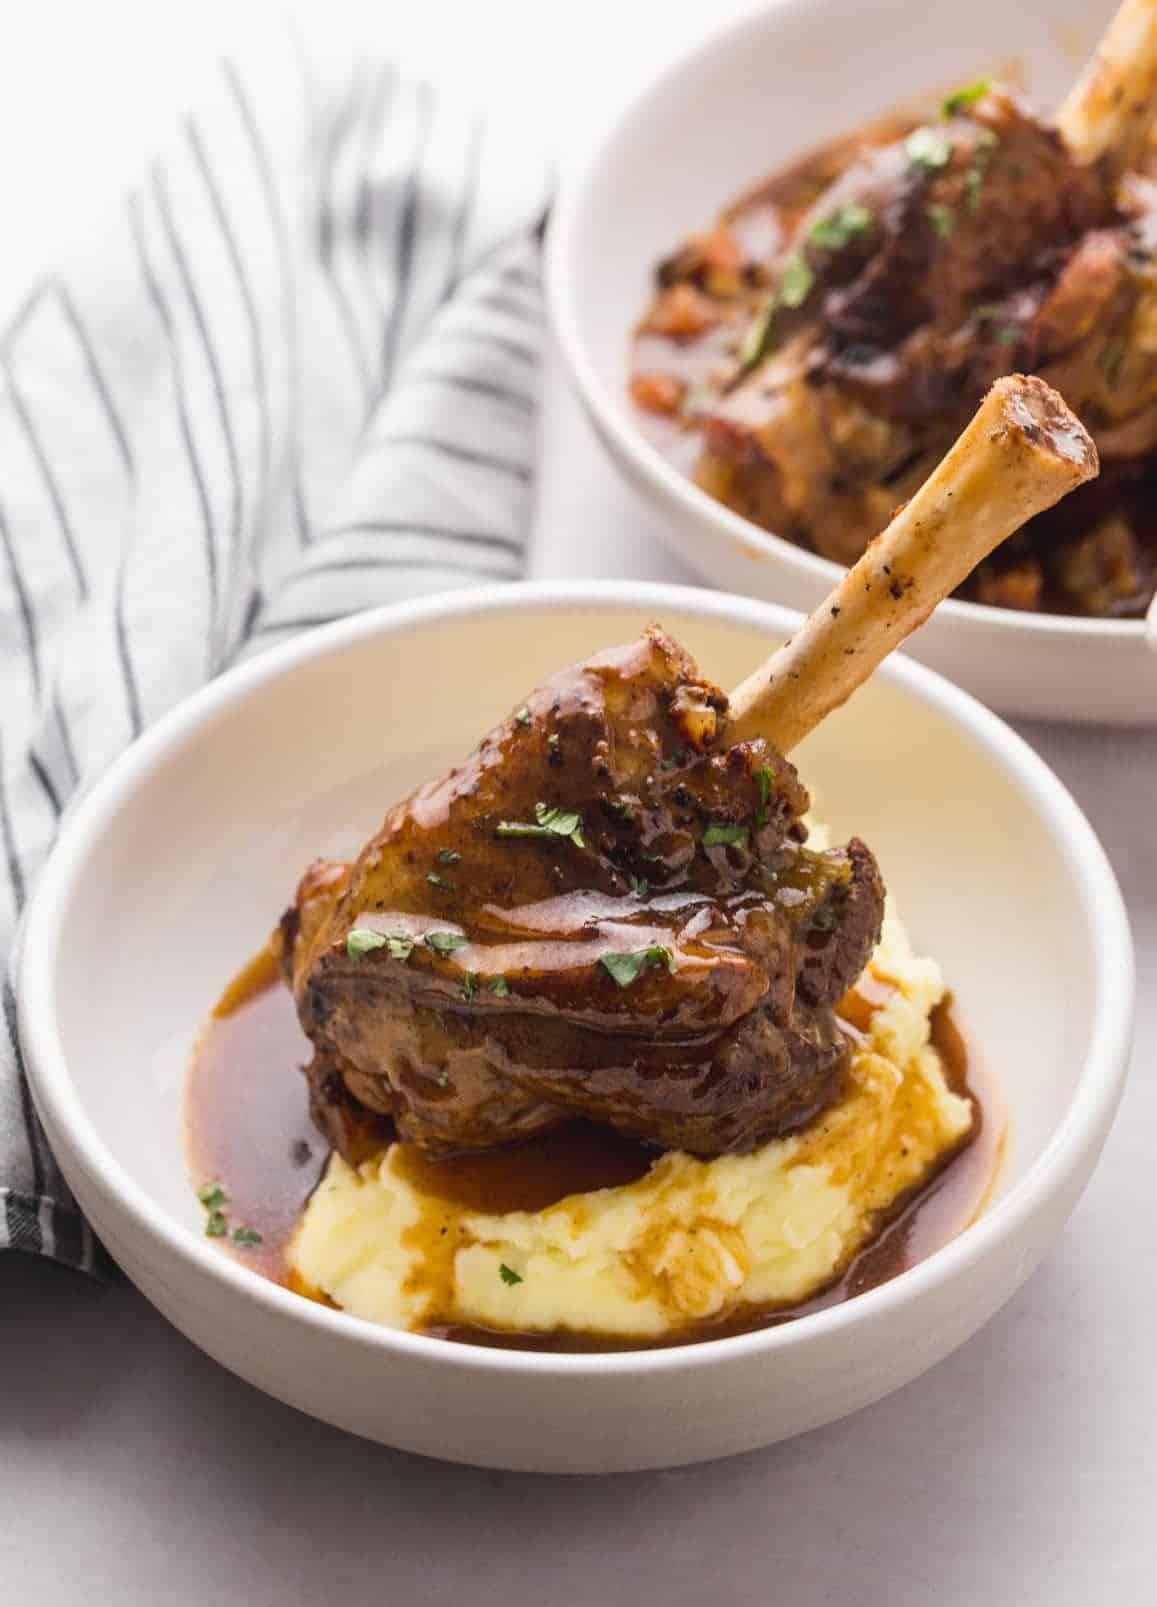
[547,0,1157,724]
[17,582,1133,1472]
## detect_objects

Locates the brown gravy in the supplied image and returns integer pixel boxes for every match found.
[185,952,1003,1351]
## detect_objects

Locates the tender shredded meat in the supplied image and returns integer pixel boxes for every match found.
[281,630,884,1161]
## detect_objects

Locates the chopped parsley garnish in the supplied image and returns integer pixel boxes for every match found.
[965,129,998,211]
[436,848,461,865]
[460,971,479,1002]
[489,977,511,997]
[599,946,676,989]
[703,821,750,849]
[205,1210,228,1238]
[496,801,585,849]
[778,248,814,309]
[736,248,815,377]
[927,203,956,240]
[346,928,415,961]
[425,930,468,955]
[738,297,778,371]
[197,1183,226,1208]
[628,874,650,898]
[808,202,873,251]
[426,871,450,889]
[753,766,774,828]
[943,78,991,116]
[536,802,582,841]
[514,707,532,727]
[658,750,687,772]
[499,1263,524,1286]
[232,1226,263,1248]
[1099,339,1125,382]
[906,126,952,172]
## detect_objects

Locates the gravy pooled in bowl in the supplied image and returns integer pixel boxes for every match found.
[185,912,1000,1350]
[185,629,1005,1353]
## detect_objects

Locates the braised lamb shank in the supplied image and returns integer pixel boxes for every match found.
[279,376,1097,1167]
[648,5,1157,615]
[280,630,884,1161]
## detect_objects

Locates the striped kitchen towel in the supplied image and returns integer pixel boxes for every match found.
[0,30,549,1272]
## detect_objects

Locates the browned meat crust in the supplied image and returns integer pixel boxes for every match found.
[282,630,885,1161]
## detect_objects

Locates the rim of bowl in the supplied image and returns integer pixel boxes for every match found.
[544,0,1147,649]
[18,579,1135,1378]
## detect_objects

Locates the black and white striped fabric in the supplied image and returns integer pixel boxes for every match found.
[0,33,549,1272]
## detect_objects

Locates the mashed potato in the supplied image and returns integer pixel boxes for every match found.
[288,899,974,1342]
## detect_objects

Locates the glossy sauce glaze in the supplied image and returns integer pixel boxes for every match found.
[185,949,1003,1350]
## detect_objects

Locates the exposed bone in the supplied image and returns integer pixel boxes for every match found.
[727,377,1099,752]
[1057,0,1157,182]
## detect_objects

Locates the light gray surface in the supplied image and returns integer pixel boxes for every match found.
[4,363,1156,1603]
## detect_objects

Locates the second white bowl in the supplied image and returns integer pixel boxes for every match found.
[547,0,1157,723]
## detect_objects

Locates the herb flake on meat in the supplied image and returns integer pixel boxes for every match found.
[906,126,952,173]
[496,802,585,849]
[927,203,956,240]
[703,821,750,849]
[347,928,415,961]
[599,946,677,988]
[754,766,774,828]
[809,202,873,251]
[942,79,991,117]
[779,248,814,308]
[1099,339,1125,382]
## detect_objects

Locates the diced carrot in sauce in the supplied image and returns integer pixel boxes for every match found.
[697,224,742,275]
[642,283,723,339]
[630,372,688,416]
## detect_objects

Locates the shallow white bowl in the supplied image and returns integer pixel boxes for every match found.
[547,0,1157,723]
[18,582,1133,1472]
